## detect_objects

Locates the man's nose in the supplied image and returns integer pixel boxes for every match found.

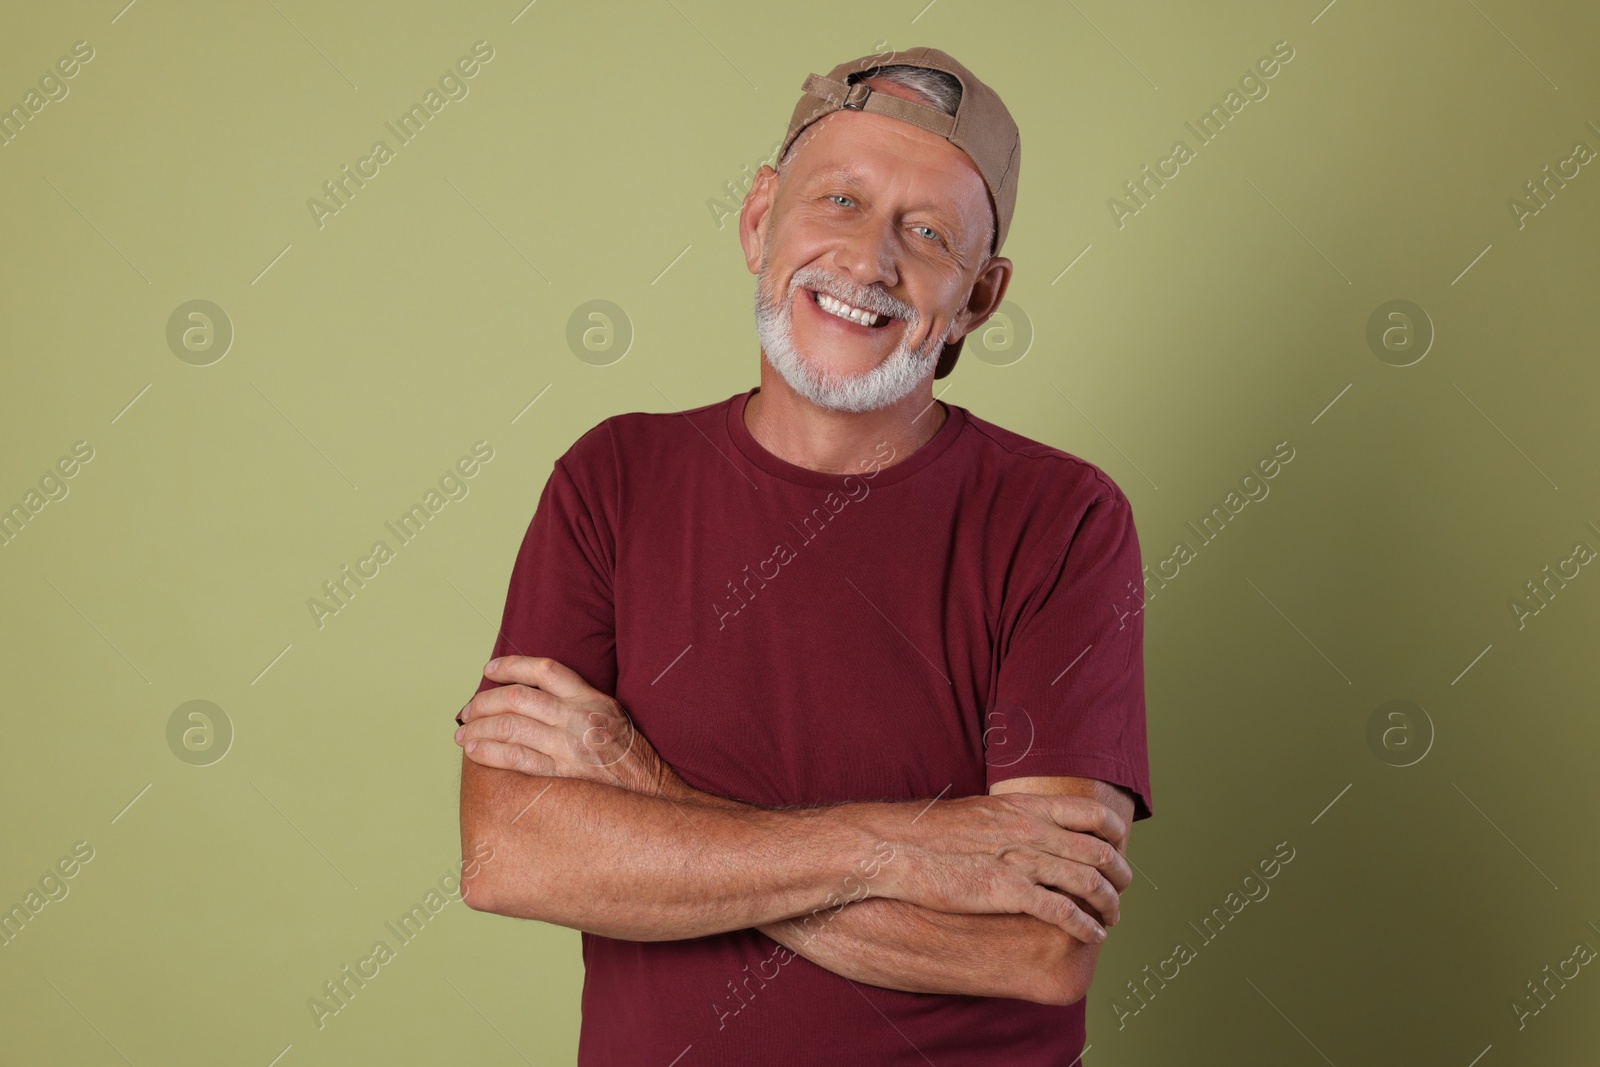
[832,211,899,293]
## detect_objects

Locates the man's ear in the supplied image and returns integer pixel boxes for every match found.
[739,165,780,275]
[951,256,1014,346]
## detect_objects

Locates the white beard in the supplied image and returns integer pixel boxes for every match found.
[752,258,957,414]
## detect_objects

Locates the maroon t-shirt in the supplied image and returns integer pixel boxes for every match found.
[467,386,1153,1065]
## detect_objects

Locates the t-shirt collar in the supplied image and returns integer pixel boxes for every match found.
[726,386,967,489]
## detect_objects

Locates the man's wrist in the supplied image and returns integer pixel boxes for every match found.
[660,775,747,810]
[831,800,912,901]
[656,784,901,906]
[628,759,744,809]
[630,768,906,901]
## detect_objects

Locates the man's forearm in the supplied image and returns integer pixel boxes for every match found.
[459,758,892,941]
[670,781,1094,1004]
[760,898,1093,1005]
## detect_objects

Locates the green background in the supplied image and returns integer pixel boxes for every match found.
[2,0,1597,1063]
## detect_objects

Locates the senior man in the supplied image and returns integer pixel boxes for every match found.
[454,46,1153,1065]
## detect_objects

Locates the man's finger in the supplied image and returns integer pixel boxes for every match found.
[457,711,563,757]
[1040,795,1129,861]
[1029,817,1133,896]
[461,683,562,726]
[482,655,595,700]
[1046,828,1132,897]
[1043,794,1118,837]
[1022,885,1106,944]
[1027,855,1120,927]
[460,737,553,777]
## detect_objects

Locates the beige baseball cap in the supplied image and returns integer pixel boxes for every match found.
[777,47,1021,379]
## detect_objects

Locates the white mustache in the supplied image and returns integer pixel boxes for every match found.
[787,269,916,324]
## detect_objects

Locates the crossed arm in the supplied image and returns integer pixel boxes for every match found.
[658,769,1134,1003]
[456,656,1136,1006]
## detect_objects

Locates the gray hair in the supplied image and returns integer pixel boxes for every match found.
[854,64,964,115]
[777,64,995,256]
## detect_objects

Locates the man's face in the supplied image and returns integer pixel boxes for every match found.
[744,80,1002,414]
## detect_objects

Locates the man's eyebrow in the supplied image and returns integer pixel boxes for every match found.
[802,165,968,239]
[803,165,869,188]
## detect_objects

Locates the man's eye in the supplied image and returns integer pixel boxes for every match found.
[824,197,944,246]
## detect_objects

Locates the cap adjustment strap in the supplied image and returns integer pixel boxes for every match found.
[799,73,957,139]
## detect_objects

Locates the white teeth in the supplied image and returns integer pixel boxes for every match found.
[815,290,885,327]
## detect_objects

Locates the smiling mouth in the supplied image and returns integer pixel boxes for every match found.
[806,288,896,329]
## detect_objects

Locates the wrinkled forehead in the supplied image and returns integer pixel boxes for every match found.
[782,108,992,230]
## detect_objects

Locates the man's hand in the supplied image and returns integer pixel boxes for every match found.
[864,791,1130,943]
[455,656,690,801]
[454,655,1130,942]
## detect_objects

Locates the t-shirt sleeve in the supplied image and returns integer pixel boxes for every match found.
[459,432,617,717]
[984,487,1153,821]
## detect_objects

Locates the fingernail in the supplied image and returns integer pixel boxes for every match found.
[454,726,465,741]
[465,740,477,753]
[484,659,499,673]
[1096,926,1107,942]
